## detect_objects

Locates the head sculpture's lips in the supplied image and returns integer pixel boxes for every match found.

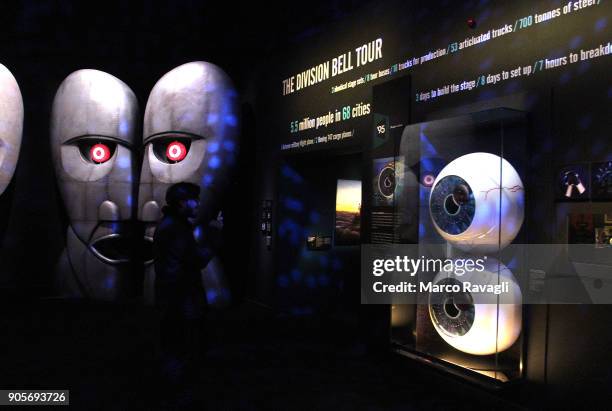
[89,234,131,264]
[89,234,154,265]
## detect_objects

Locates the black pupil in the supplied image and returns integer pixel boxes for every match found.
[444,298,460,318]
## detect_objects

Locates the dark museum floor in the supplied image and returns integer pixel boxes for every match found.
[0,299,524,410]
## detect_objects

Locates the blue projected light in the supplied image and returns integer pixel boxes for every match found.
[202,174,214,187]
[278,218,303,245]
[595,17,607,31]
[104,276,116,290]
[206,289,219,303]
[283,197,304,213]
[477,89,497,101]
[119,120,130,135]
[479,57,493,70]
[277,274,289,288]
[193,226,203,241]
[204,83,217,93]
[507,256,520,271]
[305,275,317,288]
[569,35,583,48]
[177,112,194,124]
[207,141,220,153]
[419,223,426,238]
[116,155,131,169]
[559,71,571,85]
[224,114,238,126]
[419,132,438,157]
[505,80,521,93]
[208,155,221,169]
[578,60,591,74]
[478,5,492,19]
[309,211,320,224]
[207,113,219,124]
[290,269,302,282]
[281,165,304,184]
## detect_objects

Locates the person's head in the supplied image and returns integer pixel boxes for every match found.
[164,182,201,218]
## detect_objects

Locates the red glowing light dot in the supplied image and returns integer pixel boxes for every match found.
[423,174,435,187]
[166,141,187,162]
[90,143,111,163]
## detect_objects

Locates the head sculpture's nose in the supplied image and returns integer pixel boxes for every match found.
[141,200,161,222]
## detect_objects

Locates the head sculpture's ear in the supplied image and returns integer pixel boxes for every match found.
[0,64,24,196]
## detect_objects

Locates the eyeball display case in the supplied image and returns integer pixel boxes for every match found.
[389,109,528,385]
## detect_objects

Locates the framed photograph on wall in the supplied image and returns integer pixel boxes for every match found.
[556,164,590,201]
[334,179,361,246]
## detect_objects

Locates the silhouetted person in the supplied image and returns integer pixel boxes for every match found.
[154,182,212,408]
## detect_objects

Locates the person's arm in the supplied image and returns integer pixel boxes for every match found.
[191,215,224,269]
[154,226,188,307]
[192,227,214,269]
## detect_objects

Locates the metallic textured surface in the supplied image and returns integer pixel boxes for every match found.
[139,62,239,305]
[141,200,161,222]
[51,69,139,300]
[0,64,24,195]
[98,200,120,221]
[139,61,239,224]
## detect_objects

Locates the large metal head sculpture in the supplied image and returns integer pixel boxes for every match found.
[51,69,139,300]
[0,64,24,196]
[138,61,239,303]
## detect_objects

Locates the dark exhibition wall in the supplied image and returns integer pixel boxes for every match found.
[249,0,611,408]
[0,0,610,409]
[0,0,329,296]
[252,0,611,297]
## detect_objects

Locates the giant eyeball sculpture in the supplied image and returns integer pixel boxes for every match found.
[429,152,524,254]
[428,258,522,355]
[428,152,524,354]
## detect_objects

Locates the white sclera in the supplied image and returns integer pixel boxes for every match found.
[429,152,525,254]
[428,258,522,355]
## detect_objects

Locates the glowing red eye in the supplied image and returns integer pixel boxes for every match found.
[166,141,187,162]
[90,143,111,163]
